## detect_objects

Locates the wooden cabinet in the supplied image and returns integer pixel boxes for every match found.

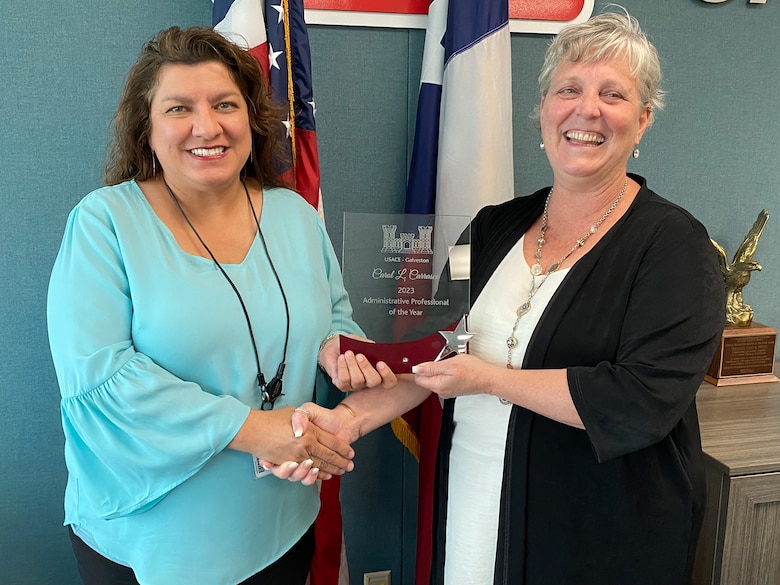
[693,376,780,585]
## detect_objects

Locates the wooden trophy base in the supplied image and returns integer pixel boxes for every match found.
[705,322,779,386]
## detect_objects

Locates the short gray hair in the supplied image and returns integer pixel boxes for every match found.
[531,8,665,129]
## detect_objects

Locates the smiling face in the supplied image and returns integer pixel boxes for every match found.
[148,61,252,195]
[539,56,650,187]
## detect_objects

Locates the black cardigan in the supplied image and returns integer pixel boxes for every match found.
[430,175,726,585]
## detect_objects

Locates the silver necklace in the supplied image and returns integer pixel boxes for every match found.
[505,177,627,369]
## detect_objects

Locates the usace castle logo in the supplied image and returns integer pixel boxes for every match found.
[381,224,434,255]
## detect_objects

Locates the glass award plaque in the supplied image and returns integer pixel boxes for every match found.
[339,213,471,372]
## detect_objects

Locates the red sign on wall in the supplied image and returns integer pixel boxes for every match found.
[304,0,593,33]
[305,0,582,20]
[305,0,429,12]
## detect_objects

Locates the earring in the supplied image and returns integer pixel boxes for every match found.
[540,141,545,150]
[151,151,157,176]
[632,147,640,159]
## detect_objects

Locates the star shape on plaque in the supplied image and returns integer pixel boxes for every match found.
[435,315,476,362]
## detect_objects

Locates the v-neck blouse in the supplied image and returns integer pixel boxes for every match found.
[47,180,362,584]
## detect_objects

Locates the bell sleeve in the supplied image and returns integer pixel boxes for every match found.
[47,199,250,520]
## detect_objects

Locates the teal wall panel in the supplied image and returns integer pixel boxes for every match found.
[2,0,779,584]
[309,25,414,250]
[308,26,420,583]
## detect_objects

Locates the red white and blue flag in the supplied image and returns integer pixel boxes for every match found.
[213,0,323,214]
[395,1,514,583]
[212,2,343,584]
[405,0,514,216]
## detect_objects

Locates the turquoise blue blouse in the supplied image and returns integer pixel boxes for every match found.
[47,181,361,584]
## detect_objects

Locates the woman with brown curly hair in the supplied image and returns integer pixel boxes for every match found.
[47,26,373,585]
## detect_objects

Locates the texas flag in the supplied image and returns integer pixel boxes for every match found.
[395,1,515,583]
[212,2,342,584]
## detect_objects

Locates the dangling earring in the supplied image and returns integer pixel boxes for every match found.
[151,151,157,176]
[632,147,640,159]
[540,141,545,150]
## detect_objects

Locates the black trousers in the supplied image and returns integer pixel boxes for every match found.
[68,524,315,585]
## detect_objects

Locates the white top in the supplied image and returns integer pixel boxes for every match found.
[444,235,568,585]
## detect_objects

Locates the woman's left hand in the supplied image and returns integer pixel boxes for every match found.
[319,334,397,392]
[265,457,330,486]
[411,354,493,399]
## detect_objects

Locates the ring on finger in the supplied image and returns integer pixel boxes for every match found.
[295,405,312,420]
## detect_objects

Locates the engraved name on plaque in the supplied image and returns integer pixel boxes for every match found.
[339,213,471,372]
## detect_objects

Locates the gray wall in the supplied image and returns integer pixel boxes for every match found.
[2,0,778,583]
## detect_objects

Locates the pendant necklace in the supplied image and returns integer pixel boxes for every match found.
[164,179,290,410]
[505,177,627,369]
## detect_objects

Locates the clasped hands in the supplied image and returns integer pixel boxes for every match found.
[260,335,397,485]
[262,335,495,485]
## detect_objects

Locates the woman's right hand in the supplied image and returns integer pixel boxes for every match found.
[228,406,355,477]
[262,403,362,483]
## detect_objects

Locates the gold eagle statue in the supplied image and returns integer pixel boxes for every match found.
[711,209,769,327]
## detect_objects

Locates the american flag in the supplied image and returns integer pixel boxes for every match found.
[213,0,322,213]
[212,2,342,584]
[396,0,514,582]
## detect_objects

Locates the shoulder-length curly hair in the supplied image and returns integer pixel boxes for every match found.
[104,26,288,187]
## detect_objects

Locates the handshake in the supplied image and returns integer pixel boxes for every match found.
[240,331,482,485]
[251,334,400,486]
[260,400,365,486]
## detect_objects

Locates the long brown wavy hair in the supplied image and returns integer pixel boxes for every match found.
[104,26,288,187]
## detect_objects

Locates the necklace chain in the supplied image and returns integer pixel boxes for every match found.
[505,177,628,369]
